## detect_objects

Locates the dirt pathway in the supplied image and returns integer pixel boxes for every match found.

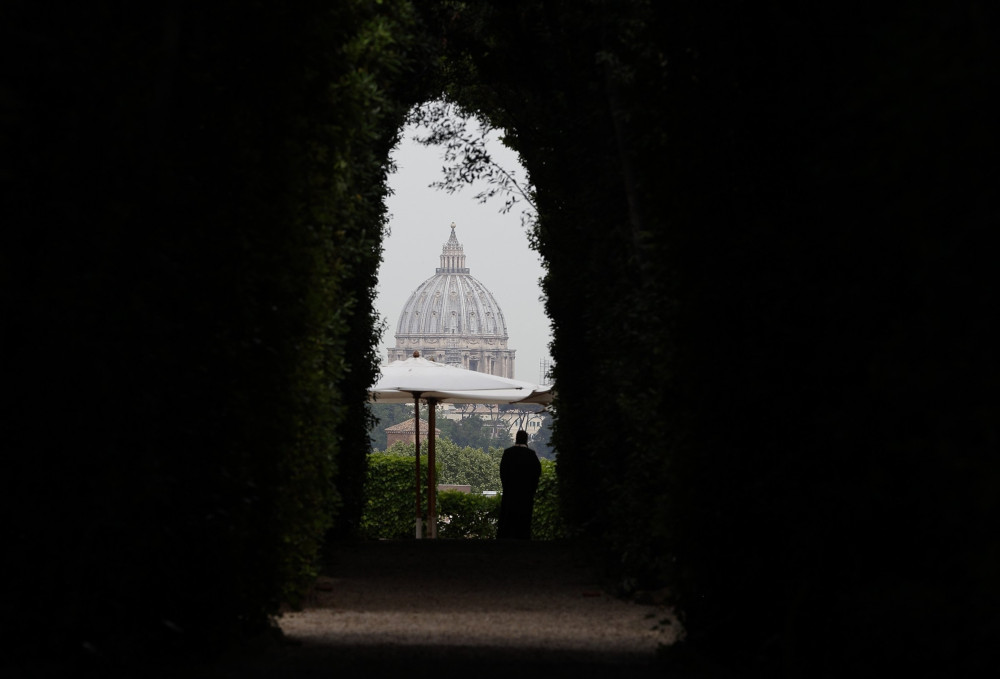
[189,539,678,678]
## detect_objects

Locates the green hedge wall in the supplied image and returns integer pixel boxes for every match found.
[436,491,500,540]
[361,452,430,540]
[531,459,566,541]
[423,2,999,675]
[361,453,563,541]
[4,0,434,666]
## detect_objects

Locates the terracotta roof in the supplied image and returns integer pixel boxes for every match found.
[385,419,439,434]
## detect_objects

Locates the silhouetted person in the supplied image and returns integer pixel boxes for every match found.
[498,430,541,539]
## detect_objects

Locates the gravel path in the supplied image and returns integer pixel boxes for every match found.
[190,539,679,678]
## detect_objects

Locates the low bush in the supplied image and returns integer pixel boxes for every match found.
[531,459,566,540]
[436,491,499,539]
[362,450,564,540]
[360,452,428,539]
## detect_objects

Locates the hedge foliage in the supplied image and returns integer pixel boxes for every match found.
[421,2,999,675]
[4,0,433,665]
[6,2,996,676]
[361,451,562,541]
[360,450,428,540]
[531,459,566,541]
[436,491,500,540]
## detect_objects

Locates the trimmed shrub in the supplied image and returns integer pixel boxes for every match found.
[436,491,500,539]
[531,459,566,540]
[361,451,429,540]
[363,451,562,540]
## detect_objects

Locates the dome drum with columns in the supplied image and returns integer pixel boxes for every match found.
[389,223,515,378]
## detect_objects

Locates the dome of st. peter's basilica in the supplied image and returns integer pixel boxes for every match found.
[389,223,515,378]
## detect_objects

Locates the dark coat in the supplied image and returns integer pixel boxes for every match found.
[498,444,542,539]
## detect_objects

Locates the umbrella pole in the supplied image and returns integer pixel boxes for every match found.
[414,392,422,539]
[428,398,438,539]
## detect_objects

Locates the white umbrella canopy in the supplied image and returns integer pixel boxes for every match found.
[368,353,555,538]
[371,385,552,405]
[370,354,553,404]
[420,385,553,405]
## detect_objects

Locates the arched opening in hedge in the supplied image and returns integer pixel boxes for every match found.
[7,3,995,676]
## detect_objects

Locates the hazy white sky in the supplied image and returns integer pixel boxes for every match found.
[375,123,552,384]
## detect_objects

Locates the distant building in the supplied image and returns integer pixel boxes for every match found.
[437,403,546,440]
[389,222,515,378]
[384,419,440,449]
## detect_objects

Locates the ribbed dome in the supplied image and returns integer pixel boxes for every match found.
[390,222,515,377]
[395,223,508,339]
